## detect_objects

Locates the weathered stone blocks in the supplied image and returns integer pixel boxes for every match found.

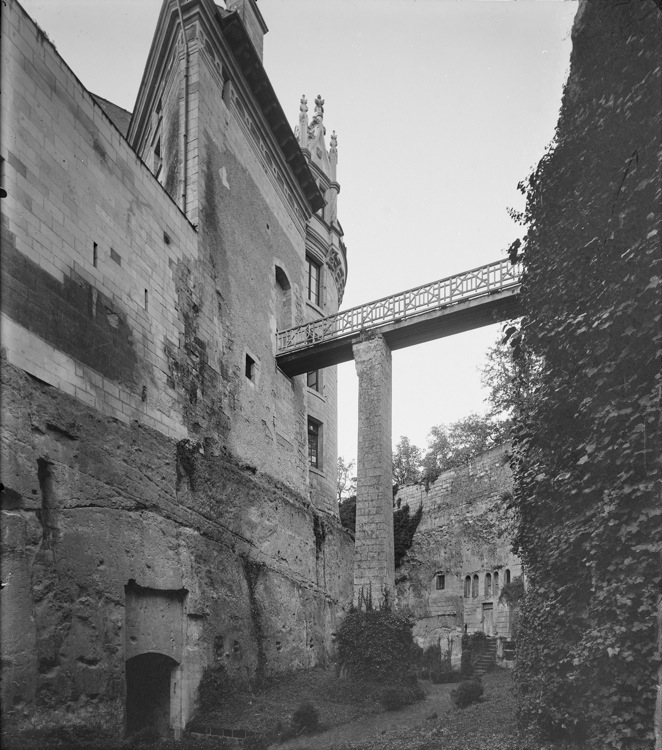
[352,334,394,604]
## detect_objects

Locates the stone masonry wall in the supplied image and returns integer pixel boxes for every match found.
[0,0,353,737]
[352,334,394,603]
[1,0,199,441]
[395,444,521,666]
[1,357,353,735]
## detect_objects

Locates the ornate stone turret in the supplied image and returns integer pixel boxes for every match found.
[297,94,346,303]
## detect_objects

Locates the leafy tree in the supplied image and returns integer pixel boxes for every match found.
[421,413,507,484]
[338,495,356,534]
[480,327,517,423]
[392,436,422,487]
[337,456,356,503]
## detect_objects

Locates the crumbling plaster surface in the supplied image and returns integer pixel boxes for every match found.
[0,360,353,732]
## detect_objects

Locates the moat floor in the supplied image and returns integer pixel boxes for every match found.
[269,669,519,750]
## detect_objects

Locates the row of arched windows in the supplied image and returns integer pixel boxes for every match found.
[463,569,511,599]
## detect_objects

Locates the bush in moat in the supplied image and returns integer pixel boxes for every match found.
[290,702,320,735]
[460,633,473,677]
[196,663,235,712]
[451,678,484,709]
[379,683,425,712]
[430,669,458,684]
[335,606,416,683]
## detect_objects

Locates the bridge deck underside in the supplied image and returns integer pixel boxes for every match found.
[276,288,521,377]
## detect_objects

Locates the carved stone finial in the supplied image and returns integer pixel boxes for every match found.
[330,131,337,151]
[314,95,325,119]
[298,95,309,149]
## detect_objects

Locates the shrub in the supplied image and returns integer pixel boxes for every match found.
[335,608,416,683]
[124,726,160,748]
[451,678,484,709]
[460,633,473,677]
[379,683,425,711]
[290,702,320,735]
[430,669,458,684]
[468,631,488,654]
[498,575,524,607]
[196,664,234,713]
[406,683,426,703]
[380,687,407,711]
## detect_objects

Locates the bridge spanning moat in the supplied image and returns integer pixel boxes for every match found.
[277,258,522,604]
[276,258,522,376]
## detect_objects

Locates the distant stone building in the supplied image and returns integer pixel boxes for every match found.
[395,444,522,668]
[1,0,352,739]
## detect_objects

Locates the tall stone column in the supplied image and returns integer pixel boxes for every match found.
[352,333,394,606]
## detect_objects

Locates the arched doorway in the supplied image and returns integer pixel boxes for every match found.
[125,653,177,737]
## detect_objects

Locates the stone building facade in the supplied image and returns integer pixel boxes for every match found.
[395,444,522,668]
[1,0,353,738]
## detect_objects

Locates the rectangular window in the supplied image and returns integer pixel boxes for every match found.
[306,256,321,307]
[307,370,320,392]
[435,574,445,591]
[153,137,162,179]
[308,418,321,469]
[245,354,255,380]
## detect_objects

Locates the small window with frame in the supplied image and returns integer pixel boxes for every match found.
[435,573,445,591]
[306,256,321,307]
[308,418,321,469]
[307,370,321,393]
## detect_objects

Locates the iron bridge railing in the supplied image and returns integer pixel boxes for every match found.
[276,258,522,354]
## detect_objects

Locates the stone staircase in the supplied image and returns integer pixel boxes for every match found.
[473,636,497,676]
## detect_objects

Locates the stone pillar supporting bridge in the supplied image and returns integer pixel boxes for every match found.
[276,258,522,605]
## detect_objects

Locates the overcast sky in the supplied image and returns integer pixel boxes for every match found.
[20,0,577,467]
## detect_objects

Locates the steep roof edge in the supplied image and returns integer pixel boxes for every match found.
[127,0,323,215]
[217,9,324,213]
[126,0,180,147]
[92,94,132,138]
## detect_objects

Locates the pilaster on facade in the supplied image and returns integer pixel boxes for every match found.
[352,333,395,605]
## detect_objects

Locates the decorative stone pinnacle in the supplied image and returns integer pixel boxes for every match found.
[299,95,308,114]
[330,131,337,150]
[314,95,324,118]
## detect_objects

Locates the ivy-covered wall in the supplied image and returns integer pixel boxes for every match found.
[510,1,661,747]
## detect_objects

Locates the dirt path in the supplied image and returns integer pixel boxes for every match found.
[267,682,456,750]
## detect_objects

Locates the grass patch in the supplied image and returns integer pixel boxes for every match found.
[191,666,386,739]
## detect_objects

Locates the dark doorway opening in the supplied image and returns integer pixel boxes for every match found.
[125,653,176,737]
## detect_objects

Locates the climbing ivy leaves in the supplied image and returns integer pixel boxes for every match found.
[509,2,661,748]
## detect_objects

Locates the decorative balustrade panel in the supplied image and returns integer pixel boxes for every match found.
[276,259,522,354]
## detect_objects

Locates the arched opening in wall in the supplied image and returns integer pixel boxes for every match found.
[125,653,177,738]
[472,574,479,599]
[464,576,471,598]
[505,568,511,585]
[493,570,499,594]
[275,266,292,331]
[485,572,492,597]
